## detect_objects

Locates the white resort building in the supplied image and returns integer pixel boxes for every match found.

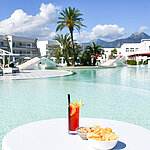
[120,39,150,64]
[0,35,38,63]
[0,35,38,56]
[96,39,150,66]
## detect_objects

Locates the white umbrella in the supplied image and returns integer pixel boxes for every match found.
[24,57,31,60]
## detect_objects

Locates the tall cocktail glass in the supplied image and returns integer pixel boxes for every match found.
[68,94,84,134]
[68,104,79,134]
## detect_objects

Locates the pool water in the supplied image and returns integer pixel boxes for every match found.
[0,67,150,148]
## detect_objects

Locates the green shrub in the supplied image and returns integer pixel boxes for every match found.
[138,60,143,65]
[127,60,137,65]
[5,57,8,64]
[143,60,148,65]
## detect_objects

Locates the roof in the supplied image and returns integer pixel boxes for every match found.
[128,52,150,57]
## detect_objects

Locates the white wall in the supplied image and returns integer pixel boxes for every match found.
[121,39,150,57]
[103,48,113,56]
[37,41,60,57]
[121,43,141,57]
[103,48,121,58]
[37,41,48,56]
[141,39,150,52]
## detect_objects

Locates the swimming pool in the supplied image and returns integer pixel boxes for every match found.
[0,67,150,148]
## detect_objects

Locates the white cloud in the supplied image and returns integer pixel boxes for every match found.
[0,3,59,39]
[74,24,125,43]
[139,26,148,32]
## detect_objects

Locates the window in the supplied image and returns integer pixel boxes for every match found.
[27,44,31,47]
[130,48,134,52]
[0,42,3,46]
[126,48,129,52]
[15,43,20,47]
[135,48,139,51]
[22,43,26,47]
[32,43,36,47]
[46,45,52,50]
[13,42,15,47]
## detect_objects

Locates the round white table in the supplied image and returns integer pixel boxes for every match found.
[2,118,150,150]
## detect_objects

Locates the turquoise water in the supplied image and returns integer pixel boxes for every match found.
[0,67,150,148]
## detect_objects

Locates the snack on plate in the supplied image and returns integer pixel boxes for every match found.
[76,127,93,140]
[87,126,119,141]
[77,127,93,133]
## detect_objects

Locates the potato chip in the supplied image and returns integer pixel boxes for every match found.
[87,126,119,141]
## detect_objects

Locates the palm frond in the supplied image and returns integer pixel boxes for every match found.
[56,7,86,33]
[59,12,67,19]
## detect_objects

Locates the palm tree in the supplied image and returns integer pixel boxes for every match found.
[56,7,86,66]
[80,50,92,66]
[35,38,39,56]
[73,43,82,63]
[52,34,71,66]
[54,34,71,52]
[50,45,62,64]
[85,42,104,66]
[85,42,104,55]
[5,36,10,52]
[110,48,117,59]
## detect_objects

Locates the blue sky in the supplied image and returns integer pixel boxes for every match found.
[0,0,149,42]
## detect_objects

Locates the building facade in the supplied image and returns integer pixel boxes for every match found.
[0,35,38,60]
[120,39,150,57]
[37,41,60,57]
[119,39,150,64]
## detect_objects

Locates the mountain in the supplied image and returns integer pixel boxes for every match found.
[82,39,108,47]
[82,32,150,48]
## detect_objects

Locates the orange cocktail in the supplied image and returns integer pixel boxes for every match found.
[68,99,84,134]
[69,104,79,131]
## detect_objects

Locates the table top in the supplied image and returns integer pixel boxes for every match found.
[2,118,150,150]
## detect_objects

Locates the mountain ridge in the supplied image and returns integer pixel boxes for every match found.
[82,32,150,48]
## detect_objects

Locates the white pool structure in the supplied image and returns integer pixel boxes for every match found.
[0,70,73,80]
[0,67,150,149]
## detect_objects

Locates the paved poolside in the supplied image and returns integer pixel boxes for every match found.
[0,70,73,80]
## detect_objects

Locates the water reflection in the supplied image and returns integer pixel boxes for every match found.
[62,67,150,91]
